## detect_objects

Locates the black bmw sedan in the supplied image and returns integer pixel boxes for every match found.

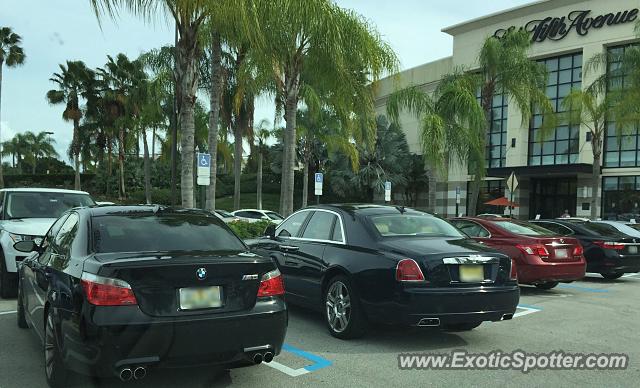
[246,204,519,339]
[14,205,287,387]
[531,219,640,279]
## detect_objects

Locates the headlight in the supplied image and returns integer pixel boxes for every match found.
[8,233,25,243]
[8,233,42,245]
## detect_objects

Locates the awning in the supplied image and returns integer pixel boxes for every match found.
[484,197,519,207]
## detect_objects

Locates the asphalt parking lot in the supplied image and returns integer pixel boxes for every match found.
[1,273,639,388]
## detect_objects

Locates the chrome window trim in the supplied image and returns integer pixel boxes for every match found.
[277,209,346,245]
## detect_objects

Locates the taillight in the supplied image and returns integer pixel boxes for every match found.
[396,259,425,282]
[257,269,285,297]
[593,241,625,250]
[572,245,584,256]
[510,259,518,281]
[516,244,549,258]
[81,273,137,306]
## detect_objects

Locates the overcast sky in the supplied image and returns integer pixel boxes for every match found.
[0,0,531,163]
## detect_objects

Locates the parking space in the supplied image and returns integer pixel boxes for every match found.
[0,275,638,387]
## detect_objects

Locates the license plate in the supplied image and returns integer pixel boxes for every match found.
[459,265,485,282]
[554,249,568,259]
[628,246,638,254]
[179,286,222,310]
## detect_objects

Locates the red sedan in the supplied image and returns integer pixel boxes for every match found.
[451,217,586,289]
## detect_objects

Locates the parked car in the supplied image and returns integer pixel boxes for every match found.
[451,217,586,290]
[15,205,287,387]
[531,219,640,279]
[0,188,95,298]
[233,209,284,224]
[592,220,640,238]
[246,204,519,339]
[213,209,240,223]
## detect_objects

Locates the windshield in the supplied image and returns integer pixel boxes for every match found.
[493,220,556,236]
[266,211,284,220]
[579,222,626,237]
[92,214,246,253]
[4,192,94,219]
[215,210,234,218]
[368,213,463,238]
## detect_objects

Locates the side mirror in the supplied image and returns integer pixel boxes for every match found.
[14,240,38,253]
[264,224,276,240]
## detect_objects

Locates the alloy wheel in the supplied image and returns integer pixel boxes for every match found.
[45,315,56,379]
[326,281,351,333]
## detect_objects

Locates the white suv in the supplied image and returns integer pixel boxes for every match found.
[0,188,95,298]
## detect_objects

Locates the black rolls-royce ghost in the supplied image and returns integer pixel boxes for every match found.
[15,205,287,387]
[246,204,519,339]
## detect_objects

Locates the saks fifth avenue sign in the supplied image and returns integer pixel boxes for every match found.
[494,9,639,43]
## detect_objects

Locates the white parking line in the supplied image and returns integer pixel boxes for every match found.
[262,361,309,377]
[513,305,542,318]
[0,310,17,316]
[622,273,640,279]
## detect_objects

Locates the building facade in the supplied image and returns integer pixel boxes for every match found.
[375,0,640,221]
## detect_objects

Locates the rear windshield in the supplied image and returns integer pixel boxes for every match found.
[265,211,284,220]
[578,222,625,237]
[92,213,246,253]
[368,213,463,238]
[4,192,94,219]
[493,220,556,236]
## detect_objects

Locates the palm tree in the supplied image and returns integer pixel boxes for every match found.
[46,60,93,189]
[387,30,553,215]
[0,27,26,187]
[23,131,58,174]
[255,0,398,216]
[254,119,271,210]
[2,133,29,172]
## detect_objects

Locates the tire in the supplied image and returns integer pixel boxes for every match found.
[442,322,482,332]
[601,272,624,280]
[535,281,559,290]
[0,251,18,299]
[44,312,68,388]
[17,280,28,329]
[323,275,367,339]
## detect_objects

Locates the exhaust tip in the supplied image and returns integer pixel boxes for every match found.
[253,353,263,364]
[133,366,147,380]
[418,318,440,327]
[263,352,274,363]
[502,313,514,321]
[119,368,133,382]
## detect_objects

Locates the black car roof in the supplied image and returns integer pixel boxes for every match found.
[76,205,213,217]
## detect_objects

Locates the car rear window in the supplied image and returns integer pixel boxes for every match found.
[368,213,463,238]
[493,220,556,236]
[92,213,246,253]
[4,192,94,219]
[578,222,625,237]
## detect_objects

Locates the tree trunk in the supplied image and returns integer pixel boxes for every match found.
[176,25,200,209]
[257,152,263,210]
[0,63,4,188]
[233,124,242,210]
[73,117,81,190]
[206,31,222,211]
[118,127,126,198]
[302,162,309,208]
[151,127,156,160]
[32,157,36,175]
[280,77,300,216]
[591,133,603,220]
[142,126,152,204]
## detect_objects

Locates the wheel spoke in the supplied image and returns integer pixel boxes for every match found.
[338,314,348,329]
[326,300,334,309]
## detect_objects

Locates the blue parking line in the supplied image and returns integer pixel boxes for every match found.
[517,303,542,310]
[282,343,332,372]
[557,284,609,293]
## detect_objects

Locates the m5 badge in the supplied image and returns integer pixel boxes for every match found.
[242,274,259,280]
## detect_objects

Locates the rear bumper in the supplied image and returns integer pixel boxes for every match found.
[62,298,288,377]
[587,254,640,274]
[518,259,586,284]
[363,285,520,327]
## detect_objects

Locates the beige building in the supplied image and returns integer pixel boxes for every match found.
[375,0,640,220]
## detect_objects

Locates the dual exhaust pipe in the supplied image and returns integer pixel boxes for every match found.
[119,366,146,382]
[253,351,274,364]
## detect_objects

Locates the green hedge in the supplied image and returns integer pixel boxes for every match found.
[228,220,272,239]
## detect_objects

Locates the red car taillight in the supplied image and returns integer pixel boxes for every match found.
[81,273,137,306]
[257,269,285,297]
[572,245,584,256]
[593,241,625,250]
[516,244,549,258]
[396,259,425,282]
[510,259,518,281]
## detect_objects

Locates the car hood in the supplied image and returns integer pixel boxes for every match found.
[377,236,502,257]
[1,218,57,236]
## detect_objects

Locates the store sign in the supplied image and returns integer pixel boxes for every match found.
[494,9,639,43]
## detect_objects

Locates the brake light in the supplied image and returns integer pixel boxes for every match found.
[396,259,425,282]
[593,241,625,250]
[81,273,137,306]
[572,245,584,256]
[516,244,549,258]
[257,269,285,297]
[510,259,518,281]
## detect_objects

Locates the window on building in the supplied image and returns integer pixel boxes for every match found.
[602,176,640,221]
[529,53,582,166]
[604,45,640,168]
[472,180,506,215]
[477,91,508,168]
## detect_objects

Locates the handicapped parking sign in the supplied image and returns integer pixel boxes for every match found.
[198,153,211,168]
[314,173,323,196]
[196,153,212,186]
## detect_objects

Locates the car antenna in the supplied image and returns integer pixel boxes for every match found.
[395,205,405,214]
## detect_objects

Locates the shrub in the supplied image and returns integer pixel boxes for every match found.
[228,220,272,240]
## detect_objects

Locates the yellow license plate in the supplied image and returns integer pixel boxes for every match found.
[459,265,485,282]
[179,286,222,310]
